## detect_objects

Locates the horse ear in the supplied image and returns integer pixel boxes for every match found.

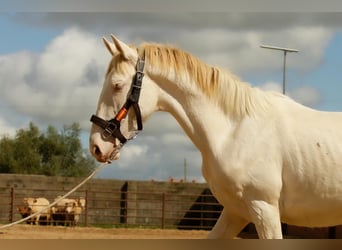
[110,34,137,61]
[102,37,116,56]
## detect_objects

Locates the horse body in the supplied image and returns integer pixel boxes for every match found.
[207,100,342,232]
[277,104,342,226]
[89,35,342,238]
[182,94,342,237]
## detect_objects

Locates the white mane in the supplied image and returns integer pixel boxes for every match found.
[141,43,286,118]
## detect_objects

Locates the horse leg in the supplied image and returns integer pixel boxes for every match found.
[247,200,283,239]
[207,208,248,239]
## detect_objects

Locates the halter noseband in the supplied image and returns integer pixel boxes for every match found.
[90,50,145,144]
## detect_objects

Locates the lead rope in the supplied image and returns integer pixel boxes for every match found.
[0,162,108,230]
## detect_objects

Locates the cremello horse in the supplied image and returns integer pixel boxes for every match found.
[89,35,342,239]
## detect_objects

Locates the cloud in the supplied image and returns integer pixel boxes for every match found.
[0,13,338,181]
[0,116,16,137]
[13,13,342,33]
[9,13,336,74]
[289,86,322,107]
[0,27,108,131]
[259,81,283,92]
[191,27,333,74]
[161,133,190,146]
[0,24,204,182]
[92,112,203,182]
[96,134,203,182]
[259,81,322,107]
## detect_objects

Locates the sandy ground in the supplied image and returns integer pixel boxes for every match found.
[0,224,209,239]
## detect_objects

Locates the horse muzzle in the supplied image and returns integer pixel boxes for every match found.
[90,133,122,163]
[91,145,121,163]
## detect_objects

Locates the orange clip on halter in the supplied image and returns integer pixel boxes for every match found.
[115,107,128,122]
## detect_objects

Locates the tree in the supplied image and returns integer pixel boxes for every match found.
[39,125,63,176]
[0,122,96,177]
[13,122,42,174]
[0,136,15,173]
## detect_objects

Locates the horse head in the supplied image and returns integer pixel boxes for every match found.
[89,35,159,163]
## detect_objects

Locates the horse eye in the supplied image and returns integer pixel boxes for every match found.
[113,83,124,92]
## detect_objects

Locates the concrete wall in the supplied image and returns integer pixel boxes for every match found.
[0,173,127,192]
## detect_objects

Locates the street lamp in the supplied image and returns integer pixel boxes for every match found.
[260,45,299,95]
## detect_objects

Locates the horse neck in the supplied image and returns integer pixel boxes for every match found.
[147,69,234,155]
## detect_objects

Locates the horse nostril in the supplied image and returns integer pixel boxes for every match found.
[94,145,102,157]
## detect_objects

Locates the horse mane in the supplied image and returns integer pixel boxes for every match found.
[139,43,278,119]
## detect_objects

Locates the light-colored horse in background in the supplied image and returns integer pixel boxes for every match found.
[89,35,342,239]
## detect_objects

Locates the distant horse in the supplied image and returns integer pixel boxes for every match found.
[89,35,342,239]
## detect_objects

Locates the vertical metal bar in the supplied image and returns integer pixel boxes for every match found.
[125,191,128,226]
[84,190,89,226]
[184,158,187,182]
[120,182,128,224]
[161,192,165,229]
[10,187,15,223]
[200,194,204,229]
[260,45,298,96]
[328,226,336,239]
[283,50,287,95]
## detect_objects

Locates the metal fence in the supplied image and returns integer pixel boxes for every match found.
[0,186,223,230]
[0,186,340,238]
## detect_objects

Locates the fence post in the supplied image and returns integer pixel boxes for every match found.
[161,192,166,229]
[120,182,128,224]
[84,190,89,226]
[328,226,336,239]
[200,193,204,228]
[10,187,15,223]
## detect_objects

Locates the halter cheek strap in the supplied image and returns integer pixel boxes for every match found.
[90,50,145,144]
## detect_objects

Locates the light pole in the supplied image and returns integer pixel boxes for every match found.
[260,45,299,95]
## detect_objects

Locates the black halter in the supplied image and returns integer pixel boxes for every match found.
[90,51,145,144]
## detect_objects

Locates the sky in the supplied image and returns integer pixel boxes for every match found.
[1,9,342,182]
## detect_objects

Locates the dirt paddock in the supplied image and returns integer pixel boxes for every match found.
[0,224,210,239]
